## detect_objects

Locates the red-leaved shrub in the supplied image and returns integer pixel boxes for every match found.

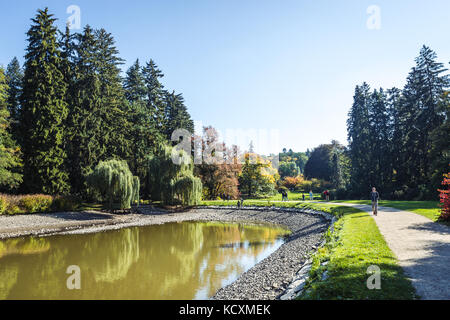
[438,172,450,221]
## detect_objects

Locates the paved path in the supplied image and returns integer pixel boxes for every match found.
[326,202,450,300]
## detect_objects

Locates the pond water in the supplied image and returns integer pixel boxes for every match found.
[0,221,289,299]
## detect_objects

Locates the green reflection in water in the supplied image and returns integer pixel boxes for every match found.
[0,221,289,300]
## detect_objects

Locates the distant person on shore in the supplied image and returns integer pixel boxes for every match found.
[371,187,380,216]
[324,190,330,201]
[309,190,313,200]
[302,193,305,201]
[281,189,288,201]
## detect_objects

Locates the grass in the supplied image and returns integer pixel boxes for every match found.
[199,199,417,300]
[330,200,441,222]
[260,191,321,201]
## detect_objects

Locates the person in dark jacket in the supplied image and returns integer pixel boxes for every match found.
[370,187,380,216]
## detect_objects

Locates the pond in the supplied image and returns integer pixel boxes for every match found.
[0,221,290,299]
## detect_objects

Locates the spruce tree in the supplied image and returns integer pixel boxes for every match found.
[94,28,130,161]
[142,59,167,135]
[66,25,102,195]
[429,90,450,191]
[164,91,194,139]
[347,83,371,196]
[387,87,407,194]
[368,88,392,192]
[0,67,23,190]
[400,46,449,197]
[123,59,162,196]
[5,57,23,141]
[330,151,343,189]
[67,26,131,195]
[20,8,69,194]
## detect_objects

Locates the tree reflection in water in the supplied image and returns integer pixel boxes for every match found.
[0,221,288,299]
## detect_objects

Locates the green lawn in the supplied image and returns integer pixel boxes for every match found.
[198,200,416,299]
[260,191,321,201]
[329,200,441,222]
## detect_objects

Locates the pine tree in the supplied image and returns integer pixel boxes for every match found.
[0,67,23,190]
[20,8,69,194]
[5,57,23,141]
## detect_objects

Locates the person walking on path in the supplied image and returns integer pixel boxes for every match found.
[371,187,380,216]
[309,190,313,200]
[302,193,305,201]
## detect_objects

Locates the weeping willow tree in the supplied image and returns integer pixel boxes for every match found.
[148,144,202,205]
[87,159,140,210]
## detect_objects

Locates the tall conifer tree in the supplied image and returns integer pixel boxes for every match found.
[142,60,167,135]
[20,8,69,194]
[0,67,23,190]
[124,59,163,196]
[164,90,194,139]
[5,57,23,141]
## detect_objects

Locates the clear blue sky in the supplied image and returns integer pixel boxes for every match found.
[1,0,449,154]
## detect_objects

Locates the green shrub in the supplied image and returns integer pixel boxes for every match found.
[6,204,25,215]
[0,195,8,214]
[19,194,53,213]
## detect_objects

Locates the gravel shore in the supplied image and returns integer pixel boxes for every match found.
[0,206,330,299]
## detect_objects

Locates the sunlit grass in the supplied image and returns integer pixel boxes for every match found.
[330,200,441,222]
[260,191,321,201]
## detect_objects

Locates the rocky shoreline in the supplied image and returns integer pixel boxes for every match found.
[0,206,332,300]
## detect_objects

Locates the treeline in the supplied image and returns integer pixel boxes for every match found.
[0,8,194,199]
[303,46,449,200]
[278,148,309,178]
[347,46,449,200]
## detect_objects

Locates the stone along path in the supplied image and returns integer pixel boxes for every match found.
[330,202,450,300]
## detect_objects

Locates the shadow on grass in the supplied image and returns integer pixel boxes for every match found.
[300,261,416,300]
